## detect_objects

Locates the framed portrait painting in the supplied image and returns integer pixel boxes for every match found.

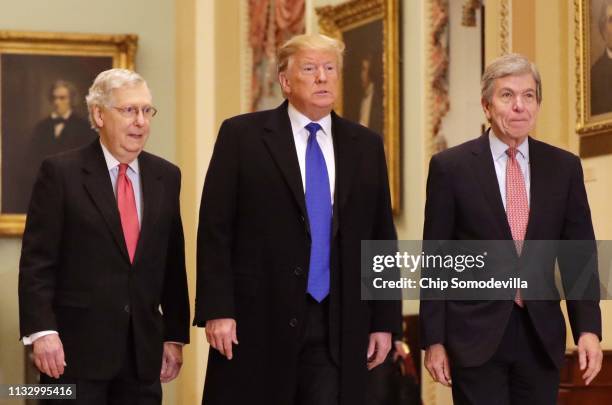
[0,31,137,236]
[576,0,612,155]
[316,0,401,214]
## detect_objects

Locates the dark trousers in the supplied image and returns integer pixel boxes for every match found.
[295,296,340,405]
[366,353,398,405]
[450,305,560,405]
[41,327,161,405]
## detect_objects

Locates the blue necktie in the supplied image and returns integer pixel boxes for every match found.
[304,122,332,302]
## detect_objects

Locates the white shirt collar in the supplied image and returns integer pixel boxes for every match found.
[489,128,529,162]
[287,102,332,137]
[51,110,72,120]
[99,140,140,174]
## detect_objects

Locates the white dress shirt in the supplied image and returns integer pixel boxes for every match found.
[287,103,336,204]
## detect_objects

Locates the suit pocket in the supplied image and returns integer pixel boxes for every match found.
[54,291,91,308]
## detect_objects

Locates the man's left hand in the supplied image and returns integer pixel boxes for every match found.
[160,342,183,383]
[577,332,602,386]
[367,332,391,370]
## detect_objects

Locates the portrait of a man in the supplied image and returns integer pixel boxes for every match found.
[1,54,111,214]
[590,0,612,116]
[342,19,384,136]
[27,79,97,181]
[356,56,383,133]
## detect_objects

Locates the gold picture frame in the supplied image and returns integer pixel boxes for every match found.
[575,0,612,155]
[0,31,137,236]
[316,0,401,214]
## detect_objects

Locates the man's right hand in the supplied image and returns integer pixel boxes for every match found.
[32,334,65,379]
[424,343,452,386]
[205,318,238,360]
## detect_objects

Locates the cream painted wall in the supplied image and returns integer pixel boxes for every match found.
[174,0,244,403]
[0,239,22,387]
[0,1,177,403]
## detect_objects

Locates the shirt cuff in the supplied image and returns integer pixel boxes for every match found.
[22,330,59,345]
[165,341,185,346]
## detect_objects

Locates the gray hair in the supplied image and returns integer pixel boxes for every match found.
[277,33,345,74]
[598,0,612,37]
[85,68,148,130]
[481,53,542,105]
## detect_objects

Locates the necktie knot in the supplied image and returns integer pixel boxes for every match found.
[305,122,322,138]
[118,163,129,176]
[506,147,518,160]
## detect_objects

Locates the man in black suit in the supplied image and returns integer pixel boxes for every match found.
[195,34,400,405]
[19,69,190,405]
[591,0,612,116]
[421,54,603,404]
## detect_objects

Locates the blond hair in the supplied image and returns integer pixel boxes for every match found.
[277,34,345,74]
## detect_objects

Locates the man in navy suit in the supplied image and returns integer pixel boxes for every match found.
[421,54,602,404]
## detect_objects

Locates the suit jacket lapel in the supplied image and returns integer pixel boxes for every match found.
[331,112,360,238]
[524,137,545,241]
[82,141,131,262]
[132,152,164,266]
[262,101,309,224]
[469,133,514,240]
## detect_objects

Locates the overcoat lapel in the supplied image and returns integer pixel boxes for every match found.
[331,112,360,238]
[469,133,514,241]
[261,101,309,228]
[524,137,545,241]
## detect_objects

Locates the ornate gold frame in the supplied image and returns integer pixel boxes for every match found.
[316,0,401,214]
[0,31,137,236]
[575,0,612,138]
[499,0,511,54]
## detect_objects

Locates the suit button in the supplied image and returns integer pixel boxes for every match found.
[294,266,303,276]
[289,318,298,327]
[124,305,130,313]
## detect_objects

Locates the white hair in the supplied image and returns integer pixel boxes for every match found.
[85,68,148,130]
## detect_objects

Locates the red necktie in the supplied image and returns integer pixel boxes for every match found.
[117,163,139,263]
[506,147,529,307]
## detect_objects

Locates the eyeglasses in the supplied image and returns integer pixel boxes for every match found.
[112,105,158,119]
